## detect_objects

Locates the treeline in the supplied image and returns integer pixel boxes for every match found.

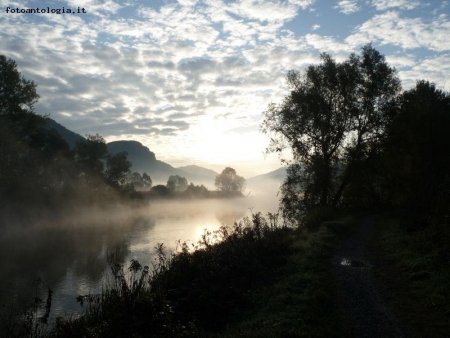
[0,55,139,211]
[147,168,246,199]
[263,44,450,260]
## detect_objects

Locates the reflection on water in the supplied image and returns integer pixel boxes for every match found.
[0,197,271,317]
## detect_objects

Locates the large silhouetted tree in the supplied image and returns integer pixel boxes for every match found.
[215,167,246,193]
[382,80,450,214]
[262,44,401,219]
[0,55,46,196]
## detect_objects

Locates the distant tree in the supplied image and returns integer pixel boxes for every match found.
[74,134,108,177]
[215,167,246,193]
[129,172,152,190]
[262,44,401,218]
[142,172,152,189]
[185,182,209,197]
[167,175,188,192]
[105,151,132,189]
[150,184,171,197]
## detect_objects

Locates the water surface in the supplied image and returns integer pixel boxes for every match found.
[0,197,277,318]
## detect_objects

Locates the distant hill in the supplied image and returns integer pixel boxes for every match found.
[107,141,217,186]
[107,140,177,184]
[43,119,220,186]
[45,118,85,148]
[177,165,218,184]
[247,167,287,186]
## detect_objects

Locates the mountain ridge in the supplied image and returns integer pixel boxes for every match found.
[45,118,285,187]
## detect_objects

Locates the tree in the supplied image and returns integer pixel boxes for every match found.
[0,55,39,116]
[167,175,188,192]
[74,134,108,177]
[150,184,171,197]
[215,167,246,193]
[129,172,152,190]
[142,172,152,189]
[105,151,132,189]
[185,182,209,198]
[262,44,400,218]
[0,55,46,197]
[382,80,450,214]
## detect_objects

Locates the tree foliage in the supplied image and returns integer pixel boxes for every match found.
[129,172,152,190]
[382,80,450,214]
[262,44,401,218]
[215,167,246,193]
[167,175,188,192]
[0,55,39,116]
[74,134,108,175]
[105,151,132,190]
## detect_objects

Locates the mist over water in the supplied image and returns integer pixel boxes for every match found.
[0,184,281,318]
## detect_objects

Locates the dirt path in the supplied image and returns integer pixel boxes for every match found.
[331,215,407,338]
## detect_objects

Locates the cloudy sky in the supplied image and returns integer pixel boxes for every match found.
[1,0,449,177]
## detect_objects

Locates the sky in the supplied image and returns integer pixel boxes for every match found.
[1,0,449,178]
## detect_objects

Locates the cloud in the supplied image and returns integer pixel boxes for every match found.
[335,0,360,14]
[305,34,352,53]
[288,0,315,8]
[385,55,416,68]
[0,0,448,170]
[397,54,450,90]
[346,12,450,52]
[227,0,299,23]
[371,0,420,11]
[65,0,125,16]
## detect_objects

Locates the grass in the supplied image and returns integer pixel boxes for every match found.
[368,213,450,338]
[212,216,357,338]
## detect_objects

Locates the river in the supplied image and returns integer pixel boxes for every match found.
[0,195,278,319]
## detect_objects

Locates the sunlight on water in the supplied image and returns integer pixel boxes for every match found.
[0,196,280,318]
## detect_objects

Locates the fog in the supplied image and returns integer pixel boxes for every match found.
[0,182,281,317]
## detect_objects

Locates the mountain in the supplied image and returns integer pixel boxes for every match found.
[247,167,287,185]
[45,118,85,148]
[177,165,218,184]
[44,119,219,186]
[107,141,217,186]
[107,140,177,184]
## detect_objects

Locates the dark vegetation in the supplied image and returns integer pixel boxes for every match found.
[368,213,450,338]
[260,44,450,335]
[1,43,449,337]
[262,44,450,264]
